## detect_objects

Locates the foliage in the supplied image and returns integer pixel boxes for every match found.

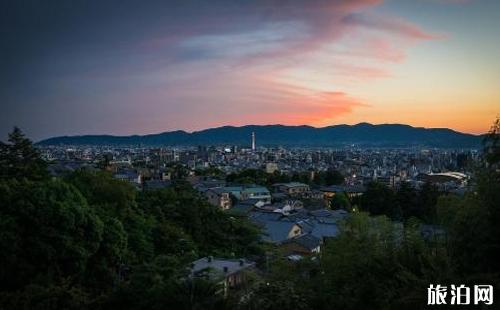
[330,192,351,210]
[483,116,499,166]
[360,181,397,217]
[360,181,440,222]
[194,167,225,178]
[0,179,103,292]
[0,127,48,181]
[314,169,345,186]
[0,128,264,309]
[226,168,344,187]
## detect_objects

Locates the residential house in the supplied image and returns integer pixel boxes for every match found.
[219,185,272,205]
[273,182,310,196]
[281,234,322,256]
[320,185,366,199]
[206,187,232,210]
[190,257,255,296]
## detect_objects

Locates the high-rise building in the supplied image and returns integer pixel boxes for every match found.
[251,132,256,151]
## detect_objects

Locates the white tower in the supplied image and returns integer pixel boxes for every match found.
[251,132,256,151]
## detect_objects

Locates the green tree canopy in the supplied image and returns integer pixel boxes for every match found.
[0,127,48,181]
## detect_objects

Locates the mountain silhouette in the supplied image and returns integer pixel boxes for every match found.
[37,123,482,147]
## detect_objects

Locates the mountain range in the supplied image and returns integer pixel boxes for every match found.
[37,123,482,148]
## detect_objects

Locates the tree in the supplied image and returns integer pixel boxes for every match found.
[330,192,351,210]
[313,169,344,186]
[396,182,418,220]
[418,182,440,222]
[432,118,500,282]
[0,127,48,181]
[483,117,499,166]
[324,169,344,185]
[239,281,309,310]
[313,213,400,309]
[360,181,397,218]
[0,179,103,292]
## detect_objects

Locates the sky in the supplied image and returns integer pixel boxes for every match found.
[1,0,499,141]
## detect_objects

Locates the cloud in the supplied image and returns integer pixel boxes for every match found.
[1,0,448,137]
[342,13,444,40]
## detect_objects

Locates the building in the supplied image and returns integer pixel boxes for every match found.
[417,172,468,188]
[250,208,344,245]
[266,162,278,174]
[251,132,256,151]
[219,185,271,204]
[273,182,310,195]
[320,185,365,199]
[257,200,303,214]
[242,186,272,204]
[206,187,232,210]
[280,234,322,256]
[113,170,142,185]
[190,257,255,296]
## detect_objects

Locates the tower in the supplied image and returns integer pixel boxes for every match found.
[251,132,256,151]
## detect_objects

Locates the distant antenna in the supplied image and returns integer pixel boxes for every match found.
[251,132,256,151]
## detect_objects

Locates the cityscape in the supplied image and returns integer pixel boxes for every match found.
[1,0,499,309]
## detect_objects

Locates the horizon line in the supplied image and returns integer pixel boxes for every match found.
[35,121,485,142]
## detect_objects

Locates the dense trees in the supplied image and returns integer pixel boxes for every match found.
[258,212,456,309]
[314,169,345,186]
[0,127,48,181]
[360,181,397,217]
[359,181,441,222]
[435,119,500,281]
[226,168,344,187]
[0,179,103,292]
[330,192,351,210]
[0,128,263,309]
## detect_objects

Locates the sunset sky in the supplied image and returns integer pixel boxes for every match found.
[1,0,499,140]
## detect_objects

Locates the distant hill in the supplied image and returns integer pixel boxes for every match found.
[37,123,482,147]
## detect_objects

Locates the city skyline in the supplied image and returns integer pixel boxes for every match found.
[2,0,499,140]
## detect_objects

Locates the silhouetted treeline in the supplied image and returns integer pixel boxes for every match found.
[226,168,344,187]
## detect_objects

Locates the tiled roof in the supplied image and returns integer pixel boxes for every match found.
[190,257,255,281]
[285,234,321,251]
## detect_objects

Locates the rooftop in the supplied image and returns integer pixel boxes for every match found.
[190,257,255,281]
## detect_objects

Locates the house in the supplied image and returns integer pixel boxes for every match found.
[273,182,310,195]
[206,187,232,210]
[301,189,324,200]
[190,257,255,296]
[250,211,303,243]
[320,185,365,207]
[309,221,340,242]
[114,170,142,185]
[241,186,272,204]
[191,177,227,193]
[218,185,272,205]
[262,221,303,243]
[320,185,366,199]
[257,200,303,214]
[281,234,322,256]
[250,208,343,245]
